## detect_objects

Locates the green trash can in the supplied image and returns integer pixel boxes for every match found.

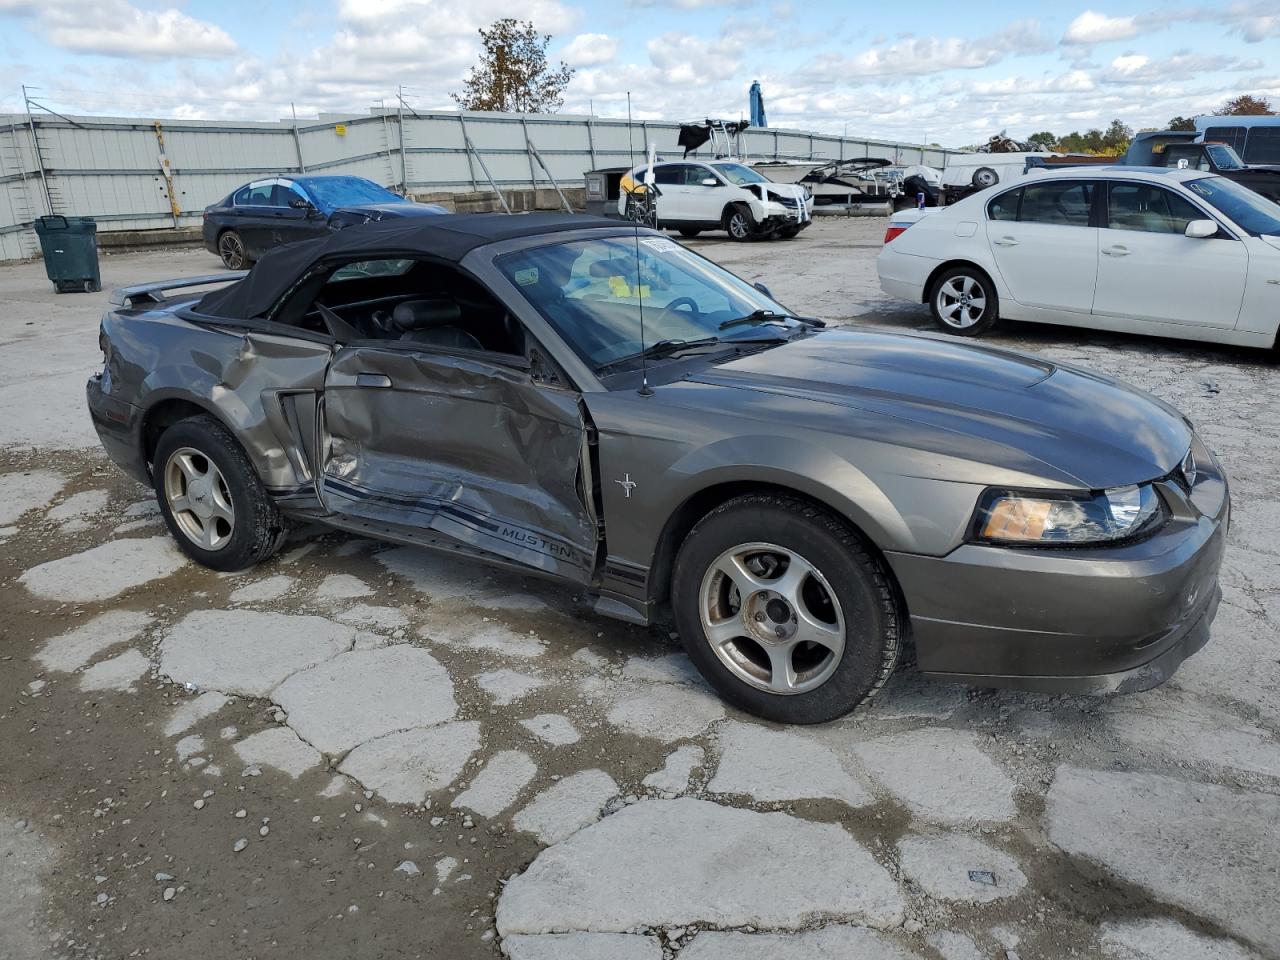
[34,216,101,294]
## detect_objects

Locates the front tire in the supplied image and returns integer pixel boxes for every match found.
[928,266,999,337]
[671,494,901,724]
[153,415,286,572]
[217,229,249,270]
[724,204,755,242]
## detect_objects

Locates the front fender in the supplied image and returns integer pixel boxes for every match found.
[659,434,915,550]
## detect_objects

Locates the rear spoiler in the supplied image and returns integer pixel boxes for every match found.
[108,271,248,308]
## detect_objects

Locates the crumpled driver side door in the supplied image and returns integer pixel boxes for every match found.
[318,343,598,583]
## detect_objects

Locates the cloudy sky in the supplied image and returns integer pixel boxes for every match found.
[0,0,1277,146]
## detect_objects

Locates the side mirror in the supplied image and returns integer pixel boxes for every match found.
[700,178,720,187]
[753,281,774,298]
[1184,219,1218,239]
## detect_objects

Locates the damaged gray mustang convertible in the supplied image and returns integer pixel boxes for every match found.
[88,213,1228,723]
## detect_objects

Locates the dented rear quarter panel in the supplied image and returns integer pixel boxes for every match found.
[99,302,332,490]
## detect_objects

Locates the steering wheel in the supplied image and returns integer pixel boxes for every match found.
[657,296,701,326]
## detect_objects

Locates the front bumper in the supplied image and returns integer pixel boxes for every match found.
[885,473,1229,694]
[87,374,148,484]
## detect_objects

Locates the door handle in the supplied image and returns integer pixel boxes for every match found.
[355,373,392,388]
[1103,245,1130,257]
[993,236,1019,247]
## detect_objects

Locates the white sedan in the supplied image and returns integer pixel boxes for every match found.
[877,167,1280,349]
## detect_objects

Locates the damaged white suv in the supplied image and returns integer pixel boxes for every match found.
[620,160,813,241]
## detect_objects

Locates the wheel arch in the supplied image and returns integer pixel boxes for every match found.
[140,395,242,475]
[646,479,908,621]
[922,259,1001,306]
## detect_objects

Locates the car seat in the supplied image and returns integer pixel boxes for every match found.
[391,300,483,350]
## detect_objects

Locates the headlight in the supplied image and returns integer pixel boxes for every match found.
[974,484,1166,546]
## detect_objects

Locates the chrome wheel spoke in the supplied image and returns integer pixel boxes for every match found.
[169,494,192,514]
[765,642,799,693]
[174,452,204,483]
[770,559,811,609]
[704,617,744,648]
[713,553,770,598]
[794,607,844,659]
[209,483,235,524]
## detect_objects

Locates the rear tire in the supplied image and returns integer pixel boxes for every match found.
[678,227,702,239]
[153,415,287,572]
[671,494,901,724]
[928,266,999,337]
[724,204,755,242]
[217,229,249,270]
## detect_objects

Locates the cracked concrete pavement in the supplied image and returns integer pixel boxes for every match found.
[2,220,1278,960]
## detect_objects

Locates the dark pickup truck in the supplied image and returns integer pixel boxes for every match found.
[1027,131,1280,204]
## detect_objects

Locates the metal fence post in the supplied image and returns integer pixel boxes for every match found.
[291,102,307,173]
[21,86,53,216]
[457,114,478,192]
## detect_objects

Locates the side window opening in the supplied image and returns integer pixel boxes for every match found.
[1017,181,1094,227]
[278,258,531,358]
[1107,183,1204,234]
[987,187,1022,222]
[242,183,277,207]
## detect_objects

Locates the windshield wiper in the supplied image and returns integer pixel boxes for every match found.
[719,309,826,331]
[595,337,721,372]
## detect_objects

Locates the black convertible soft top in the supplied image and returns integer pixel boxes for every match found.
[195,212,621,320]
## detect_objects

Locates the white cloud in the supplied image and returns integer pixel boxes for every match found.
[3,0,236,59]
[796,21,1049,81]
[646,31,745,85]
[1063,10,1141,45]
[562,33,617,67]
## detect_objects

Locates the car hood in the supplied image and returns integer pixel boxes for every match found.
[333,202,438,218]
[690,330,1191,489]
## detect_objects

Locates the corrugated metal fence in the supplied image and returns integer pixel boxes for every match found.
[0,109,963,261]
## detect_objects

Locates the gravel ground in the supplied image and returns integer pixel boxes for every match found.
[1,220,1277,960]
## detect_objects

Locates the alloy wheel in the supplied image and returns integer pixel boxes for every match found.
[698,542,846,695]
[935,275,987,328]
[163,446,235,551]
[218,232,245,269]
[728,212,749,239]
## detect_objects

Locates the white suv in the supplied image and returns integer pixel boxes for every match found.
[619,160,814,241]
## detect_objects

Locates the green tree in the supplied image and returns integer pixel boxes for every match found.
[1218,94,1274,116]
[1027,131,1057,149]
[451,19,574,113]
[1167,115,1197,131]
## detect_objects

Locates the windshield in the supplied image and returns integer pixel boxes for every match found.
[712,162,769,185]
[301,177,406,213]
[498,235,797,370]
[1204,144,1244,170]
[1186,176,1280,236]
